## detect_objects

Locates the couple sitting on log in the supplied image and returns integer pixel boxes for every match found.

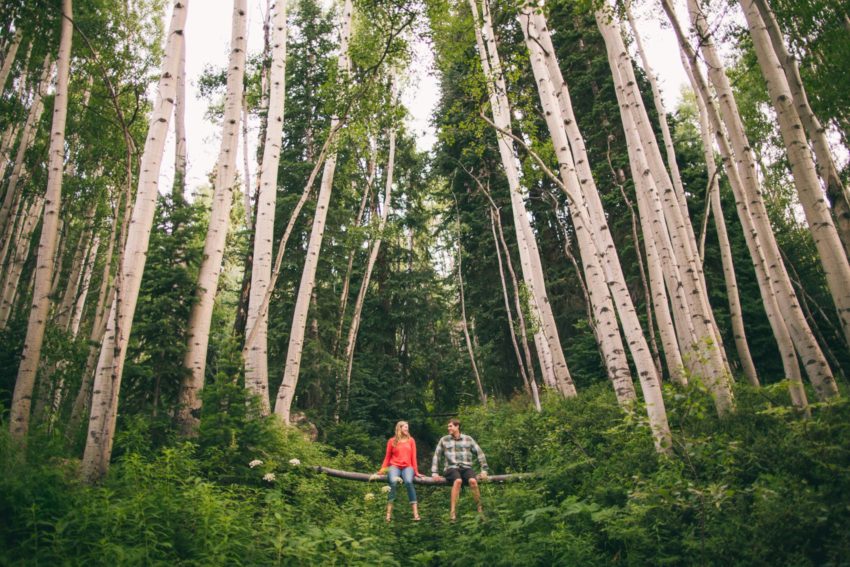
[376,418,489,522]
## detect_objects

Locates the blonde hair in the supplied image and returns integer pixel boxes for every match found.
[393,421,410,446]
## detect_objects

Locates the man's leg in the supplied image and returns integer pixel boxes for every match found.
[450,479,462,520]
[468,477,483,514]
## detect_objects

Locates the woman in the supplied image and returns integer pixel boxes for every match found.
[378,421,423,521]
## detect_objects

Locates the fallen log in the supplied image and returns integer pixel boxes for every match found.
[312,465,536,485]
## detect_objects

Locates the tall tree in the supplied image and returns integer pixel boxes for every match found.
[243,0,288,415]
[82,0,189,482]
[9,0,73,441]
[178,0,248,435]
[275,0,354,421]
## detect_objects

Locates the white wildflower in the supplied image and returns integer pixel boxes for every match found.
[364,492,375,501]
[288,458,301,466]
[381,485,391,493]
[395,477,404,484]
[249,459,263,468]
[263,473,276,482]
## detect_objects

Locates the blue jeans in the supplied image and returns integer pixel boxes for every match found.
[387,466,417,503]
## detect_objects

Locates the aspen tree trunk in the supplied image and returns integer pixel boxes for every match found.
[173,38,187,204]
[55,221,94,330]
[741,0,850,349]
[454,201,487,404]
[663,0,812,406]
[472,0,575,397]
[681,51,759,386]
[343,128,398,406]
[490,206,541,411]
[679,0,836,400]
[82,1,189,482]
[334,165,375,356]
[70,233,100,337]
[752,0,850,260]
[9,0,73,441]
[0,55,52,238]
[0,122,19,183]
[275,0,354,421]
[178,0,247,435]
[0,196,44,329]
[525,10,672,401]
[0,40,30,176]
[611,164,669,380]
[243,0,287,416]
[623,2,691,240]
[519,9,636,403]
[68,206,117,437]
[0,28,21,91]
[597,8,735,415]
[241,95,252,228]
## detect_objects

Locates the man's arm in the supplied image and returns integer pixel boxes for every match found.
[471,437,489,472]
[431,438,444,475]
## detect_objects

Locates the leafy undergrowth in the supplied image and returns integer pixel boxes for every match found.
[2,382,850,565]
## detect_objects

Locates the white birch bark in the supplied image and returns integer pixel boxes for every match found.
[741,0,850,350]
[472,0,575,397]
[173,37,187,203]
[520,9,637,403]
[0,196,44,329]
[681,51,759,387]
[70,233,100,338]
[0,27,21,91]
[597,7,735,415]
[622,3,693,247]
[662,0,812,406]
[752,0,850,260]
[178,0,247,434]
[55,221,94,331]
[82,1,189,482]
[680,0,837,400]
[9,0,73,441]
[243,0,287,415]
[275,0,354,421]
[0,55,52,239]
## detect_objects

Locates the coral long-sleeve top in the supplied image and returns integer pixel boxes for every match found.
[380,437,420,476]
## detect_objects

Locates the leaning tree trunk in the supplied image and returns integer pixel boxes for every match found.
[173,37,187,204]
[243,0,288,416]
[0,196,44,329]
[0,28,21,91]
[679,0,837,400]
[275,0,354,422]
[0,54,52,240]
[623,2,692,245]
[334,144,376,356]
[472,0,575,397]
[343,128,397,404]
[681,50,759,387]
[178,0,248,436]
[662,0,815,407]
[752,0,850,261]
[9,0,73,441]
[597,7,735,416]
[454,198,487,405]
[81,1,189,482]
[489,205,539,410]
[520,9,637,403]
[741,0,850,351]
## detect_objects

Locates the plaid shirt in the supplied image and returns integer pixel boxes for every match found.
[431,433,488,474]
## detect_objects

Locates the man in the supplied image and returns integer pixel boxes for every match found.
[431,418,489,520]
